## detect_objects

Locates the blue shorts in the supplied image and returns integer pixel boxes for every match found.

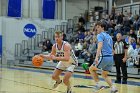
[93,56,114,71]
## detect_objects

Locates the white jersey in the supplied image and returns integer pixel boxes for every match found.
[55,41,78,65]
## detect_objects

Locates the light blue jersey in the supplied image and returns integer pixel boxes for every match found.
[93,32,114,71]
[97,32,113,56]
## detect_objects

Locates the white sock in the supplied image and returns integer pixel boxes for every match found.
[111,85,117,90]
[96,81,101,87]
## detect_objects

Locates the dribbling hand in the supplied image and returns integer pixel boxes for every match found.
[39,54,52,60]
[50,55,56,60]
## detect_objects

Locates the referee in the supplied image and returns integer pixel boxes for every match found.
[113,33,128,84]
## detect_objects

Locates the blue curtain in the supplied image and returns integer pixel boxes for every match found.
[42,0,55,19]
[0,35,2,56]
[7,0,22,17]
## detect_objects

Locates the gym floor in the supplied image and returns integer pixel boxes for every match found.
[0,66,140,93]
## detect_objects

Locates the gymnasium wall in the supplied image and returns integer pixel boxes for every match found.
[0,0,106,19]
[0,17,66,63]
[66,0,105,19]
[115,2,140,15]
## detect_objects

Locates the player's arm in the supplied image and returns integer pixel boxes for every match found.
[39,44,56,60]
[123,42,128,62]
[51,44,71,62]
[95,34,103,62]
[95,42,103,59]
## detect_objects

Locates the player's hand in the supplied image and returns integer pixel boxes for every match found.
[39,54,52,60]
[39,54,45,58]
[51,55,56,60]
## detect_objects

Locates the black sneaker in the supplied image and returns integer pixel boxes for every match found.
[122,80,127,84]
[53,80,62,89]
[115,80,121,84]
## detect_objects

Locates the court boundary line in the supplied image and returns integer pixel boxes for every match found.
[0,77,64,93]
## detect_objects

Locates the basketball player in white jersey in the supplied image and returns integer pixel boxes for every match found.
[39,31,78,93]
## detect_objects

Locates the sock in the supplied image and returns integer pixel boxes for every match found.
[111,84,117,90]
[95,81,101,87]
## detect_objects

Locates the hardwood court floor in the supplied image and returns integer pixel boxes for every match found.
[0,66,140,93]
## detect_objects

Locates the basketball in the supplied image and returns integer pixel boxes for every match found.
[32,55,44,67]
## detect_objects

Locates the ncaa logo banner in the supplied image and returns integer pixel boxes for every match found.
[23,24,37,38]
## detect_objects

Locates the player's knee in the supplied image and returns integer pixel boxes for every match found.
[89,66,93,71]
[63,78,68,85]
[102,71,108,78]
[89,65,97,71]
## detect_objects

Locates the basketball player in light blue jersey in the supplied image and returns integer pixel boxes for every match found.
[40,31,78,93]
[89,22,118,93]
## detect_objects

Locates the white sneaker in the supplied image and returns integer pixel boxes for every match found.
[93,85,105,92]
[53,80,62,89]
[111,86,118,93]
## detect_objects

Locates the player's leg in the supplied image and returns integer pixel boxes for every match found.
[52,62,64,89]
[101,71,112,87]
[89,65,99,82]
[52,68,63,82]
[101,70,118,93]
[89,57,102,86]
[89,57,103,92]
[64,64,75,93]
[63,71,73,93]
[89,65,104,92]
[101,57,118,93]
[52,69,63,88]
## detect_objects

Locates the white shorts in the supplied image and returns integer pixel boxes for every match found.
[56,61,76,72]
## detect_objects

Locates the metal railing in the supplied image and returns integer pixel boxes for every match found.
[61,22,68,34]
[28,37,35,50]
[116,3,140,15]
[34,34,42,49]
[15,43,22,57]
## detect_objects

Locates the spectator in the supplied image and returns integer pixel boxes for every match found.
[42,39,53,52]
[134,44,140,67]
[62,32,67,41]
[82,40,88,50]
[123,16,131,34]
[78,14,85,25]
[128,12,134,25]
[116,12,124,25]
[133,15,140,31]
[87,38,97,55]
[77,31,85,41]
[137,26,140,44]
[77,22,85,33]
[129,28,137,41]
[74,40,83,57]
[130,38,136,49]
[84,31,93,43]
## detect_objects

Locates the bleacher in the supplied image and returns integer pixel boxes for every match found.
[10,14,140,79]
